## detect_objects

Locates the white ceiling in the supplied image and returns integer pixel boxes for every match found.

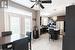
[11,0,75,16]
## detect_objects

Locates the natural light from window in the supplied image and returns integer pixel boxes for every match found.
[10,16,20,34]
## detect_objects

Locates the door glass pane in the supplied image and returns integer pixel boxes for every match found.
[10,16,20,34]
[25,17,31,34]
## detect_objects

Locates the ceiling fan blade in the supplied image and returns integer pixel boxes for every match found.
[31,5,34,8]
[38,0,41,2]
[31,4,35,8]
[42,1,52,3]
[40,4,44,9]
[30,0,37,2]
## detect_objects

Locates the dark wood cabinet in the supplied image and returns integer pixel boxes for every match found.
[57,16,65,21]
[33,30,39,39]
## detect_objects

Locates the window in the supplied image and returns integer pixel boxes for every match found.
[42,17,48,25]
[10,16,20,34]
[25,16,32,34]
[56,21,64,29]
[7,6,32,34]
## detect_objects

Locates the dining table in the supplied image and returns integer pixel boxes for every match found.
[0,34,29,50]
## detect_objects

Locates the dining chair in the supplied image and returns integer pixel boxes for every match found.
[26,32,32,50]
[12,38,29,50]
[2,31,12,37]
[48,29,54,40]
[2,43,13,50]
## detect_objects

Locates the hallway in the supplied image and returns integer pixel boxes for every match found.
[32,33,62,50]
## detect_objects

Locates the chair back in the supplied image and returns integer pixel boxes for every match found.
[12,38,29,50]
[26,32,32,41]
[26,32,32,50]
[26,32,31,38]
[2,31,12,37]
[48,29,54,34]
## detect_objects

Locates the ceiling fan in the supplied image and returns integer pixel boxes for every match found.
[30,0,52,9]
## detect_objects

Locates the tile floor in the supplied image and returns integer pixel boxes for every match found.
[31,33,62,50]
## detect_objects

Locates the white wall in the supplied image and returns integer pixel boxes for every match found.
[0,8,5,36]
[36,11,40,35]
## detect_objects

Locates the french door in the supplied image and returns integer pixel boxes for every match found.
[10,16,20,34]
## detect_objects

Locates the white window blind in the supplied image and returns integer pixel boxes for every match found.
[25,16,32,34]
[10,16,20,34]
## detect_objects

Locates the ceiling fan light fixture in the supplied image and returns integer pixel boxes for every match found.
[32,4,41,10]
[42,0,52,3]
